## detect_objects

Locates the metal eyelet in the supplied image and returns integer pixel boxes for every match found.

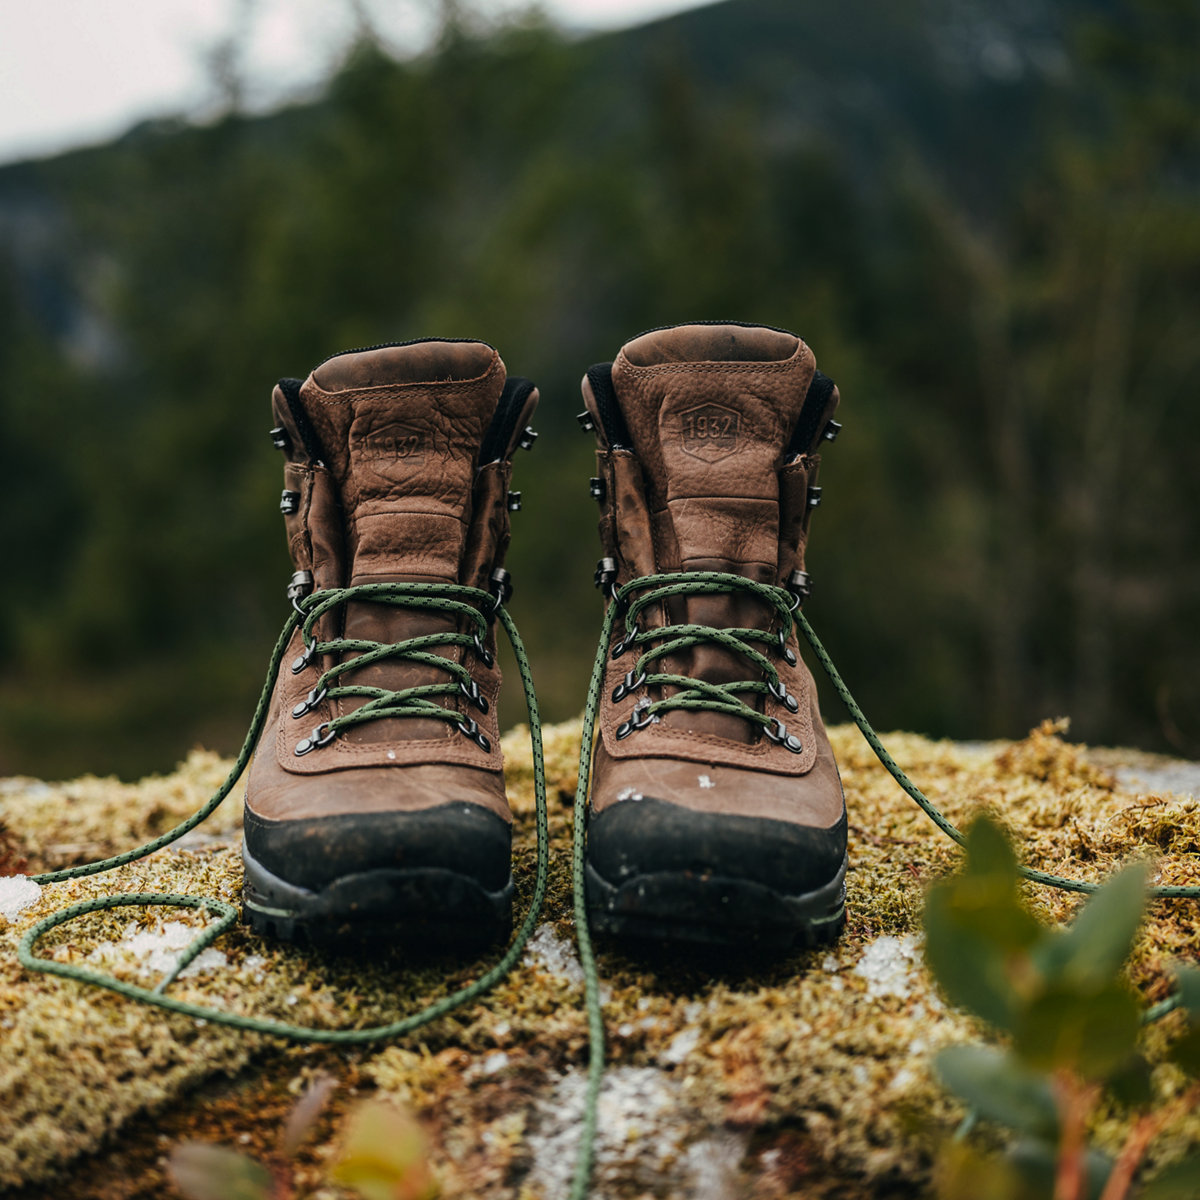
[786,570,812,606]
[456,718,492,752]
[291,644,315,675]
[764,718,804,754]
[776,629,798,666]
[768,679,800,714]
[460,678,489,713]
[616,698,657,739]
[291,686,327,719]
[472,632,494,668]
[287,569,314,614]
[612,669,646,704]
[295,722,335,756]
[611,623,640,659]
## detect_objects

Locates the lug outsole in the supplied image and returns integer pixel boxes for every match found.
[584,856,847,951]
[242,843,514,949]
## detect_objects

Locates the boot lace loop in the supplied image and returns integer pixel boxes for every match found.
[607,570,804,750]
[291,581,498,753]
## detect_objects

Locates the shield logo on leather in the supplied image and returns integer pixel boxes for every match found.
[680,403,739,463]
[352,421,425,483]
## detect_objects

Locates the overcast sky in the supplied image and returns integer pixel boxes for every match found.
[0,0,710,165]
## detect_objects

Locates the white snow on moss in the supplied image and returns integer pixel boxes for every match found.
[523,923,585,988]
[88,919,228,980]
[853,933,923,999]
[0,875,41,920]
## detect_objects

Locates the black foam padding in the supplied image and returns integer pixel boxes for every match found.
[586,362,632,449]
[786,369,837,459]
[278,376,324,463]
[480,375,537,464]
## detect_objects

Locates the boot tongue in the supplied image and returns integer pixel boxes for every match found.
[611,322,814,579]
[296,340,505,743]
[299,340,504,586]
[610,323,816,742]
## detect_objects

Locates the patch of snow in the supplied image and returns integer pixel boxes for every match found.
[240,953,268,983]
[1117,763,1200,799]
[682,1131,748,1199]
[821,953,839,972]
[523,923,585,988]
[526,1066,685,1197]
[89,920,227,980]
[481,1052,509,1075]
[661,1026,701,1066]
[853,934,923,1000]
[0,875,41,920]
[615,787,644,802]
[698,774,715,789]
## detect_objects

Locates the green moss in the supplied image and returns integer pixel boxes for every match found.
[1,720,1197,1196]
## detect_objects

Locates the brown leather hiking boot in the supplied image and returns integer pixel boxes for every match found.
[580,321,847,950]
[242,339,539,945]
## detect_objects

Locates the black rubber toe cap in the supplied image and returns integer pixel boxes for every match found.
[243,803,512,891]
[586,797,847,898]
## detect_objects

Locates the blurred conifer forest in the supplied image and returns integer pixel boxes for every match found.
[0,0,1197,779]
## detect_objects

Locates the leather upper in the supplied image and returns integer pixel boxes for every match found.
[586,322,844,827]
[246,340,536,824]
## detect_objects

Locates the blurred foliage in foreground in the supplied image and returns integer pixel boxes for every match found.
[926,817,1200,1200]
[0,0,1197,778]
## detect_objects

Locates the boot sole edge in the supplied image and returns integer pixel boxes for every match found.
[584,856,847,951]
[241,843,514,947]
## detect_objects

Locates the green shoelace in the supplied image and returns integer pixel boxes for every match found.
[567,571,1200,1197]
[16,570,1200,1199]
[20,582,550,1038]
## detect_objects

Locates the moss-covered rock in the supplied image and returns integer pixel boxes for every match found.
[1,719,1197,1198]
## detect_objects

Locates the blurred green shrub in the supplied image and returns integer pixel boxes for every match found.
[925,817,1200,1200]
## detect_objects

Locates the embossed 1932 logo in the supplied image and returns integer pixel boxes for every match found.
[352,421,425,482]
[680,403,739,462]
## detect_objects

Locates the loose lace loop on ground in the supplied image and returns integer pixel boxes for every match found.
[14,572,1197,1200]
[20,582,550,1042]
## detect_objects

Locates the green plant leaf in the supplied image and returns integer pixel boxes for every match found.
[1142,1155,1200,1200]
[1008,1139,1113,1200]
[923,818,1046,1030]
[966,816,1021,881]
[1014,982,1141,1079]
[330,1099,438,1200]
[1033,863,1149,991]
[1174,965,1200,1018]
[925,882,1021,1029]
[934,1045,1060,1139]
[1104,1053,1154,1108]
[168,1143,273,1200]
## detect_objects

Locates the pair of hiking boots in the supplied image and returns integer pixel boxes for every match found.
[242,322,847,952]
